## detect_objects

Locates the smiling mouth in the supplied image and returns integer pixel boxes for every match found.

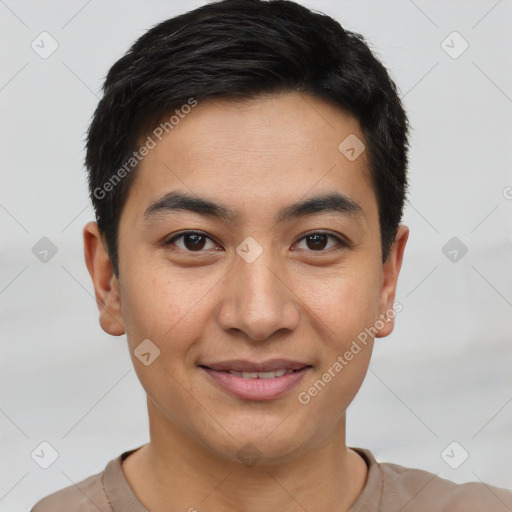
[199,366,310,379]
[198,362,312,400]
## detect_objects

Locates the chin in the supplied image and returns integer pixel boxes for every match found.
[196,414,316,466]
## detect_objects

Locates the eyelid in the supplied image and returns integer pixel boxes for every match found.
[164,230,219,250]
[293,231,350,252]
[163,230,350,252]
[307,231,349,245]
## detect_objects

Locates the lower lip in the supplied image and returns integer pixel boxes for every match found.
[200,367,311,401]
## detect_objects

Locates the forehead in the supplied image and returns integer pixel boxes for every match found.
[126,92,377,225]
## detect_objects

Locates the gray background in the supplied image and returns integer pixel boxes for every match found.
[1,0,511,510]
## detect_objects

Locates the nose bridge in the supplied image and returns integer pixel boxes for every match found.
[218,238,297,340]
[240,246,281,303]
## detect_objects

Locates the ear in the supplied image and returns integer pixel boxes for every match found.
[375,224,409,338]
[83,221,125,336]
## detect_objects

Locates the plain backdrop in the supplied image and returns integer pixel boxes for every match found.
[1,0,511,510]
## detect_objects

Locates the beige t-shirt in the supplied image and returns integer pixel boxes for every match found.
[31,445,512,511]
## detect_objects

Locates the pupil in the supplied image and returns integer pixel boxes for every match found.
[307,234,327,250]
[185,234,205,251]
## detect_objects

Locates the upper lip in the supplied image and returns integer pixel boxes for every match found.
[199,359,311,373]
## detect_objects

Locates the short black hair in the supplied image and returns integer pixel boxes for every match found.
[85,0,409,277]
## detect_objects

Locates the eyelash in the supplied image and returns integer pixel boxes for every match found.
[163,230,349,254]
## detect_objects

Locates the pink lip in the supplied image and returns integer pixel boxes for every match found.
[200,366,311,401]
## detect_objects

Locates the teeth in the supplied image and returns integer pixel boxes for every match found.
[258,371,278,379]
[228,368,295,379]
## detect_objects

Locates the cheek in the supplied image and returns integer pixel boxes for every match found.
[295,270,378,429]
[119,261,193,352]
[119,258,222,389]
[297,261,382,343]
[119,269,205,409]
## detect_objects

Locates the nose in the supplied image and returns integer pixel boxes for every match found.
[217,244,300,342]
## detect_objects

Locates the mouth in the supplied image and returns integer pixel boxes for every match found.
[198,360,313,400]
[198,366,310,379]
[198,358,312,374]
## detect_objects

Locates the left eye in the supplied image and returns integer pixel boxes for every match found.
[294,232,347,252]
[164,231,347,252]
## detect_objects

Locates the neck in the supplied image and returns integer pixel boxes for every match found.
[122,399,368,512]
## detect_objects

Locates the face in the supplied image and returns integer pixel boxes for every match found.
[84,91,408,464]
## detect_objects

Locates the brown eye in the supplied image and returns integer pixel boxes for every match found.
[295,232,348,252]
[165,231,217,252]
[164,230,348,254]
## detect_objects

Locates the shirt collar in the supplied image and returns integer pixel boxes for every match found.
[103,445,383,512]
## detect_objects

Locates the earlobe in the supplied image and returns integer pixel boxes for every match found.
[375,224,409,339]
[83,221,125,336]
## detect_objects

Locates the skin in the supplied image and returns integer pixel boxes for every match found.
[84,91,408,512]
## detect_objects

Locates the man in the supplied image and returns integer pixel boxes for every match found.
[31,0,512,510]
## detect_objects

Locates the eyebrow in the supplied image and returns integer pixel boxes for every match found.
[144,191,366,225]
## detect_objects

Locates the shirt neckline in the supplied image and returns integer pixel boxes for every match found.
[103,445,383,512]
